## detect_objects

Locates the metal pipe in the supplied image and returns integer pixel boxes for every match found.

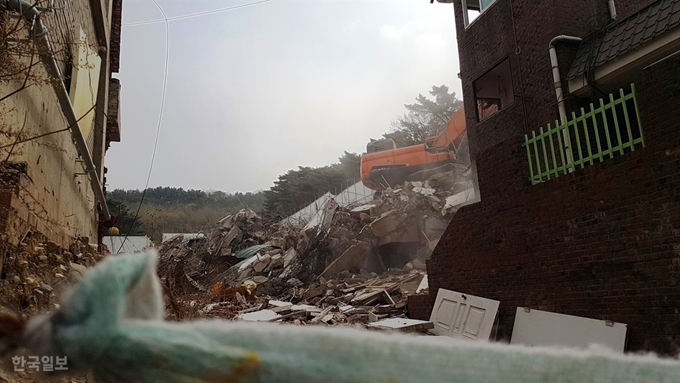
[608,0,617,20]
[549,35,582,168]
[1,0,110,218]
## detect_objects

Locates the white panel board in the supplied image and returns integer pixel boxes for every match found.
[510,307,627,352]
[429,288,499,341]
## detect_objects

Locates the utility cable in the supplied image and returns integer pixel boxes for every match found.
[117,0,170,254]
[122,0,270,27]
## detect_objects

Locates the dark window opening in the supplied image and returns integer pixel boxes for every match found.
[462,0,497,26]
[473,58,514,122]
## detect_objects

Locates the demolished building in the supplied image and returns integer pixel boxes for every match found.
[157,163,477,328]
[414,0,680,354]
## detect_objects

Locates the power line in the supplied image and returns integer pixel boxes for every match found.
[122,0,270,27]
[117,0,170,254]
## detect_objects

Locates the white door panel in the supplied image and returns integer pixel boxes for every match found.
[430,288,499,340]
[511,307,627,352]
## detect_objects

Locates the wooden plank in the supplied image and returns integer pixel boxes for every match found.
[571,112,584,169]
[311,306,335,324]
[539,127,551,179]
[589,103,604,162]
[524,135,535,182]
[563,115,575,171]
[600,98,614,159]
[581,107,594,166]
[555,120,567,175]
[631,84,645,147]
[531,131,542,181]
[368,318,435,333]
[620,88,635,151]
[609,93,625,156]
[547,123,558,178]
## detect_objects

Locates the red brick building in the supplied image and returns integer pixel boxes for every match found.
[410,0,680,354]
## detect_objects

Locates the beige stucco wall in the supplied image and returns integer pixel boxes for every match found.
[0,2,105,247]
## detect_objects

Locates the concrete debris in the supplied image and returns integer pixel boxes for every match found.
[319,242,373,279]
[0,236,100,315]
[157,172,472,329]
[240,309,282,322]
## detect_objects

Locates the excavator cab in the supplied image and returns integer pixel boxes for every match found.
[360,108,467,190]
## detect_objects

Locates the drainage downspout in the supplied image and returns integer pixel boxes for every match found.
[1,0,110,219]
[608,0,617,20]
[549,35,582,168]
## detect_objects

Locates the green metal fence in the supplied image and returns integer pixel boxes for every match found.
[524,84,645,183]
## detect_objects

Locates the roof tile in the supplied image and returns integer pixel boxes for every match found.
[567,0,680,80]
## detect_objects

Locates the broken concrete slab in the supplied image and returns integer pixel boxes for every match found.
[240,309,282,322]
[283,248,298,268]
[267,253,284,271]
[350,204,375,213]
[369,210,407,237]
[222,226,242,250]
[303,285,326,300]
[267,300,292,308]
[252,254,271,273]
[319,242,373,279]
[424,217,449,239]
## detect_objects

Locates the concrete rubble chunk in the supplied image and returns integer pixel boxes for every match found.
[240,309,281,322]
[350,204,375,213]
[68,262,88,283]
[320,242,373,279]
[369,210,407,237]
[252,254,271,273]
[303,285,326,300]
[267,253,284,271]
[283,248,298,268]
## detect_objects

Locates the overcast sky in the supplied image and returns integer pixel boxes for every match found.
[107,0,461,193]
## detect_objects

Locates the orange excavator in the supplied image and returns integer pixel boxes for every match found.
[360,107,467,190]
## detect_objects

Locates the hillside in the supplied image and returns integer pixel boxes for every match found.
[107,187,266,243]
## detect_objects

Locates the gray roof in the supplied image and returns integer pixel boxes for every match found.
[567,0,680,80]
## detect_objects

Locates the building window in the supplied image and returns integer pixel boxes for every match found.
[462,0,497,26]
[473,58,514,121]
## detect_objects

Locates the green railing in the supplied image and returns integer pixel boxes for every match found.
[524,84,645,183]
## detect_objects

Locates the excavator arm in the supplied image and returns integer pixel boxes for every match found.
[360,108,467,190]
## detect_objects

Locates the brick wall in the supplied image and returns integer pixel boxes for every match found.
[454,0,646,154]
[417,0,680,354]
[422,49,680,354]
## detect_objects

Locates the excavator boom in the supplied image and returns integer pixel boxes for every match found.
[360,108,467,190]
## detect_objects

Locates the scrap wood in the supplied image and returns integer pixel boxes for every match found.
[269,310,307,322]
[311,306,335,324]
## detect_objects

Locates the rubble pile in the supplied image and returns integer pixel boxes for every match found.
[158,166,475,328]
[0,235,101,315]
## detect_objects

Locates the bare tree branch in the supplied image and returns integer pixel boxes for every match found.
[0,38,36,103]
